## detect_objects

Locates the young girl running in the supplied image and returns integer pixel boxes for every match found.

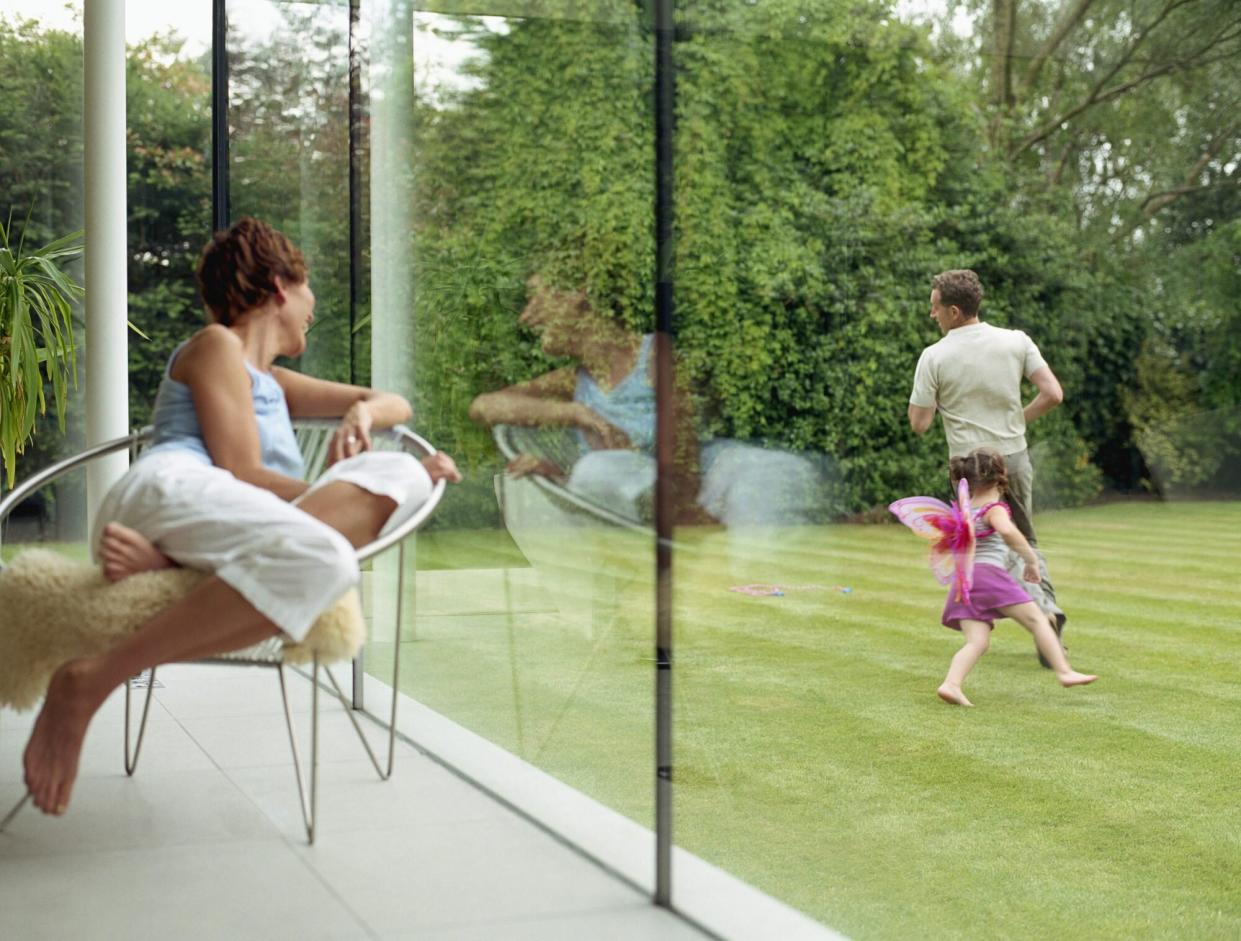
[892,448,1097,706]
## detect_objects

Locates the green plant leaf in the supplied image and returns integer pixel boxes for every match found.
[0,216,83,486]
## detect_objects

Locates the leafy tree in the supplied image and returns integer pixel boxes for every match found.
[0,17,86,494]
[125,33,213,430]
[228,6,356,384]
[408,0,1116,513]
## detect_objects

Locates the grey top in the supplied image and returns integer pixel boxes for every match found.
[973,500,1012,569]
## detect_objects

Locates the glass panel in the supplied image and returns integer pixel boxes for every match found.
[363,0,658,886]
[0,5,87,552]
[227,0,355,382]
[0,2,210,555]
[672,1,1241,937]
[126,7,212,435]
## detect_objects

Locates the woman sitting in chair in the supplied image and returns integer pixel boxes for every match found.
[22,217,460,818]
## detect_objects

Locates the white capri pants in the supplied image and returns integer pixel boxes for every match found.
[91,449,432,642]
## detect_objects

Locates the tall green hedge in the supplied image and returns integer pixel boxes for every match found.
[410,0,1125,517]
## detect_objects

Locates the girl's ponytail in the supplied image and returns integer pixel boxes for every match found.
[948,448,1009,494]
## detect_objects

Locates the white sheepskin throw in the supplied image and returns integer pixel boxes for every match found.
[0,549,364,710]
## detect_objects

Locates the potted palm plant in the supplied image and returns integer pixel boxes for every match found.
[0,216,83,488]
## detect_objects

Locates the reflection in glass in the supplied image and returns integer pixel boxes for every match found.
[364,3,659,878]
[227,0,353,382]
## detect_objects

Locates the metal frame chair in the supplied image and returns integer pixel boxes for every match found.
[0,419,444,843]
[492,423,651,531]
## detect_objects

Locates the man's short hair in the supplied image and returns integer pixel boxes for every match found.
[931,269,983,318]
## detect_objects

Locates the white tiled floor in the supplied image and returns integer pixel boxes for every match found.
[0,665,711,940]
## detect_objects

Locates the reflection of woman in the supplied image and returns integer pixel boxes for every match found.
[468,276,701,519]
[22,218,460,818]
[470,276,826,526]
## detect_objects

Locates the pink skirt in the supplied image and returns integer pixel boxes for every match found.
[941,562,1033,630]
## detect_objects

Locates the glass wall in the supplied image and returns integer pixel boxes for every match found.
[2,0,1236,935]
[210,0,1241,936]
[363,0,659,876]
[667,2,1241,938]
[0,3,213,555]
[0,4,87,553]
[227,0,356,383]
[126,6,212,438]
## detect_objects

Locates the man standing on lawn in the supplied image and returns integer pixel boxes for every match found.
[906,269,1068,666]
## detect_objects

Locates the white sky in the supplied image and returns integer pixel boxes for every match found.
[0,0,970,95]
[0,1,487,96]
[0,1,211,54]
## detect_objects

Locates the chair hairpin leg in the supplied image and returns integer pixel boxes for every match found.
[0,793,30,833]
[325,664,398,781]
[329,538,406,780]
[278,658,320,844]
[124,670,159,775]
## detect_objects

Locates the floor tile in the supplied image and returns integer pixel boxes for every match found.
[177,708,381,771]
[298,812,644,935]
[2,681,172,733]
[0,713,213,784]
[227,754,504,837]
[0,768,281,857]
[151,662,322,719]
[405,905,710,941]
[0,652,712,941]
[0,840,370,940]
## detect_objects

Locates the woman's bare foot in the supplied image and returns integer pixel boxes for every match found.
[1057,671,1098,688]
[937,683,974,707]
[22,659,110,815]
[100,522,171,582]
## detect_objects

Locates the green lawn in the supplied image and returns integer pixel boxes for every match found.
[371,500,1241,940]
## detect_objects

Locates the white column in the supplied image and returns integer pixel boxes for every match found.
[84,0,130,532]
[368,0,416,643]
[369,0,415,399]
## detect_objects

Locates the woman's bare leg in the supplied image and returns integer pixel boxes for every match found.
[998,602,1097,688]
[23,577,279,815]
[24,480,401,816]
[294,480,398,548]
[938,620,991,706]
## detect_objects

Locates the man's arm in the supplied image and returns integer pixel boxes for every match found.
[908,348,937,435]
[1023,365,1063,424]
[908,403,936,435]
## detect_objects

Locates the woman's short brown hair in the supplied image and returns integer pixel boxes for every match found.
[949,447,1009,495]
[196,217,308,326]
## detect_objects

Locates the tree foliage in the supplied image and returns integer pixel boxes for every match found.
[2,1,1235,512]
[407,0,1134,512]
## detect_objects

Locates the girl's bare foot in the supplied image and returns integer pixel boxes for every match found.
[1057,671,1098,688]
[937,683,974,707]
[100,522,171,582]
[22,659,109,815]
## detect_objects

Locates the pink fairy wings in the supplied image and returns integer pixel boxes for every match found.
[888,478,976,602]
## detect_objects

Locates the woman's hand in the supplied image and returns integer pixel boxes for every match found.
[328,402,374,466]
[572,403,632,450]
[421,452,462,484]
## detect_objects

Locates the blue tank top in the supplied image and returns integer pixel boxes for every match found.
[574,334,656,453]
[141,340,305,479]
